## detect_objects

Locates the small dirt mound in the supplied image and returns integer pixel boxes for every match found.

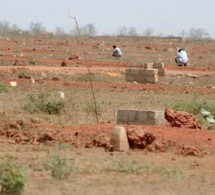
[165,108,201,129]
[127,127,156,149]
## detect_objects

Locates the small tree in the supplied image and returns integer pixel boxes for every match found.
[116,26,127,36]
[0,21,10,35]
[143,28,154,37]
[70,24,97,36]
[188,28,209,40]
[55,27,66,36]
[83,24,97,36]
[29,22,46,35]
[127,27,138,36]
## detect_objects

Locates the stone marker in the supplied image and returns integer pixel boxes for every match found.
[10,81,17,87]
[31,78,35,83]
[58,92,65,99]
[110,126,129,152]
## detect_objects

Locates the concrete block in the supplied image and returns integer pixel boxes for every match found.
[154,62,165,68]
[117,110,137,124]
[140,69,146,74]
[134,75,146,83]
[130,69,140,74]
[110,126,129,151]
[125,69,131,74]
[147,110,166,125]
[146,75,158,83]
[158,68,167,76]
[137,111,147,123]
[117,109,167,126]
[146,119,156,125]
[144,63,154,69]
[126,75,135,82]
[145,69,158,76]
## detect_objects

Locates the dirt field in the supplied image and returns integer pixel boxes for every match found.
[0,36,215,195]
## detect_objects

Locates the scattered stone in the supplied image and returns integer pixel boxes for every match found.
[165,108,201,129]
[145,46,152,50]
[162,48,174,52]
[8,140,16,144]
[110,126,129,152]
[131,81,137,84]
[37,132,55,143]
[127,127,156,149]
[176,145,203,157]
[18,73,31,79]
[52,77,60,81]
[68,54,79,60]
[188,82,194,86]
[190,161,199,166]
[155,142,167,152]
[13,60,18,66]
[61,60,67,67]
[9,121,21,129]
[85,143,93,148]
[186,73,199,78]
[31,118,42,123]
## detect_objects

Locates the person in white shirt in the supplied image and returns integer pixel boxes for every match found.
[175,48,189,66]
[112,45,122,57]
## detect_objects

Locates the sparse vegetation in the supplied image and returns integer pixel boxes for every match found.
[0,34,215,194]
[74,73,111,83]
[172,97,215,116]
[0,155,25,194]
[24,93,65,115]
[44,146,78,180]
[0,83,8,93]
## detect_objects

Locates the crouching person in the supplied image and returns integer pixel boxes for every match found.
[175,48,189,66]
[112,45,122,57]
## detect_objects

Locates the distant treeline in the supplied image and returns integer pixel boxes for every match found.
[0,20,212,40]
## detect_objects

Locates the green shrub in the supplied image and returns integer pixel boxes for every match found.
[0,83,8,93]
[0,156,25,194]
[45,147,77,180]
[82,101,102,114]
[172,98,215,115]
[74,73,110,82]
[108,160,142,173]
[171,97,215,126]
[24,93,65,115]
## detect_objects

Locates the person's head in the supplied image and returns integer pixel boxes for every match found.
[178,48,185,52]
[113,45,116,49]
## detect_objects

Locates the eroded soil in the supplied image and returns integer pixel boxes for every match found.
[0,36,215,194]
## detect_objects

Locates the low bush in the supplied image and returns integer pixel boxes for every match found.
[45,146,78,180]
[24,93,65,115]
[74,73,111,82]
[0,82,8,93]
[172,97,215,115]
[0,156,25,194]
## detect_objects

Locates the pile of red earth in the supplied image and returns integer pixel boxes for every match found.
[165,108,201,129]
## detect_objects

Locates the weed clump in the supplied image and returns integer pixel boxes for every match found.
[44,146,78,180]
[24,93,65,115]
[74,73,110,82]
[171,97,215,127]
[0,83,8,93]
[0,156,25,194]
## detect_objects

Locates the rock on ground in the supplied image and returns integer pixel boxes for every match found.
[127,127,156,149]
[165,108,201,129]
